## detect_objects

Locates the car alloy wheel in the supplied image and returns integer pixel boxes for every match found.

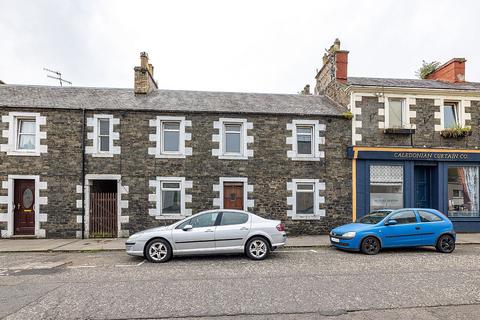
[436,234,455,253]
[146,239,172,263]
[246,237,270,260]
[361,236,380,255]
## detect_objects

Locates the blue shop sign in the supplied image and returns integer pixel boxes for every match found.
[347,147,480,162]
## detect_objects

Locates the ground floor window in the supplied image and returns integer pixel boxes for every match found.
[161,181,182,214]
[369,165,404,210]
[448,166,479,217]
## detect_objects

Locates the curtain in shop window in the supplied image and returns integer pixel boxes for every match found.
[464,167,479,214]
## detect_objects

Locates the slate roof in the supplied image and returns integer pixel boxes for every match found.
[347,77,480,91]
[0,84,346,116]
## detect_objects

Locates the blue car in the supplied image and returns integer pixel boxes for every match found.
[330,208,456,255]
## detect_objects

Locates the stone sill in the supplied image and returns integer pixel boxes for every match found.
[383,128,416,135]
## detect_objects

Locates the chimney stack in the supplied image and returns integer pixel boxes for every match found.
[315,38,349,94]
[134,52,158,94]
[426,58,466,83]
[300,84,311,95]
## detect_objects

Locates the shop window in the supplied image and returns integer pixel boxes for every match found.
[369,165,404,210]
[448,167,479,217]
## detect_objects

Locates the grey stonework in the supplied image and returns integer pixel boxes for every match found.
[354,97,480,148]
[0,107,352,237]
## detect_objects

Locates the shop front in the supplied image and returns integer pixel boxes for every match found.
[349,147,480,232]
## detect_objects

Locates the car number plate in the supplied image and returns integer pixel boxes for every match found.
[331,237,340,243]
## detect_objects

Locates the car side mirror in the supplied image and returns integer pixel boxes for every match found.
[182,224,193,231]
[385,219,398,226]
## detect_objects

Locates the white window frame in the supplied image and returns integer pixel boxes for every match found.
[149,116,191,159]
[287,179,325,220]
[97,118,112,153]
[215,118,250,160]
[149,177,192,220]
[160,180,183,215]
[92,114,114,156]
[287,120,325,161]
[223,122,244,156]
[1,112,46,156]
[385,98,408,129]
[160,120,182,155]
[295,125,314,157]
[442,101,463,129]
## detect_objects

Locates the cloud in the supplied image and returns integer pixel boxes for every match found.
[0,0,479,93]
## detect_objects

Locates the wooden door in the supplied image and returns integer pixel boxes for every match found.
[14,179,35,235]
[90,192,118,238]
[223,183,244,210]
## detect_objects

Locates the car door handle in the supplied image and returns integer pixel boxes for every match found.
[205,229,214,233]
[415,226,421,230]
[240,227,248,231]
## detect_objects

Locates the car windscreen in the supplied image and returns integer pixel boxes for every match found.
[358,211,392,224]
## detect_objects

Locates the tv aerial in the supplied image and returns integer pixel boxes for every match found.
[43,68,72,86]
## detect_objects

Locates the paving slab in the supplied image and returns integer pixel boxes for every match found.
[0,239,75,252]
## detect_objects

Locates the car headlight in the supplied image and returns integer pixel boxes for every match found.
[342,231,356,239]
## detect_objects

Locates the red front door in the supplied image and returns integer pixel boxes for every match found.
[223,183,244,210]
[14,179,35,235]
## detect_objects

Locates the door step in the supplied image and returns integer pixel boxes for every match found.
[10,235,38,239]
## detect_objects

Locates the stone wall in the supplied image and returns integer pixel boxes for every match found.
[353,96,480,148]
[0,107,352,237]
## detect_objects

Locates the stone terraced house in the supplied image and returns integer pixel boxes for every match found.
[0,52,352,238]
[317,39,480,232]
[2,40,480,239]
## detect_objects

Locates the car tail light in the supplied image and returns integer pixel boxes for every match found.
[276,223,285,231]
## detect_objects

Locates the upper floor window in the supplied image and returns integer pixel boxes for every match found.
[149,116,192,159]
[286,120,325,161]
[386,98,406,128]
[161,121,181,153]
[85,114,120,157]
[224,123,243,155]
[97,118,111,152]
[0,112,47,156]
[443,102,460,128]
[296,125,314,155]
[16,119,36,151]
[212,118,253,160]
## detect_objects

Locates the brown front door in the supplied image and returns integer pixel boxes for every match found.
[223,183,244,210]
[14,179,35,235]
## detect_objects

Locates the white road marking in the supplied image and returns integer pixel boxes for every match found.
[309,249,318,253]
[137,260,146,266]
[280,250,315,253]
[67,265,96,269]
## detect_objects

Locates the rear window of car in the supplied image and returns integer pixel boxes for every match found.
[419,210,442,222]
[220,212,248,226]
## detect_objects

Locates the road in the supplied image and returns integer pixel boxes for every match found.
[1,245,480,319]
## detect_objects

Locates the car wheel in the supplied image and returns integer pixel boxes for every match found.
[245,237,270,260]
[145,239,172,263]
[360,236,381,255]
[436,234,455,253]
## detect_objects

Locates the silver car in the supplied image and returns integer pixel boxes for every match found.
[125,209,287,263]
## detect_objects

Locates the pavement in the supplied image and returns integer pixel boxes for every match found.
[1,246,480,319]
[0,233,479,252]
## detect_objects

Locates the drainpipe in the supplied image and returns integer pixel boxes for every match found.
[81,109,86,239]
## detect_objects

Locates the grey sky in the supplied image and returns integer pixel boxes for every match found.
[1,0,479,93]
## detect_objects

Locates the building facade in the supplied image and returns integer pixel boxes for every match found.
[0,53,352,238]
[317,39,480,232]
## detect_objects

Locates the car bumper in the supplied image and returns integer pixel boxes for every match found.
[329,236,360,251]
[125,240,146,257]
[271,232,287,248]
